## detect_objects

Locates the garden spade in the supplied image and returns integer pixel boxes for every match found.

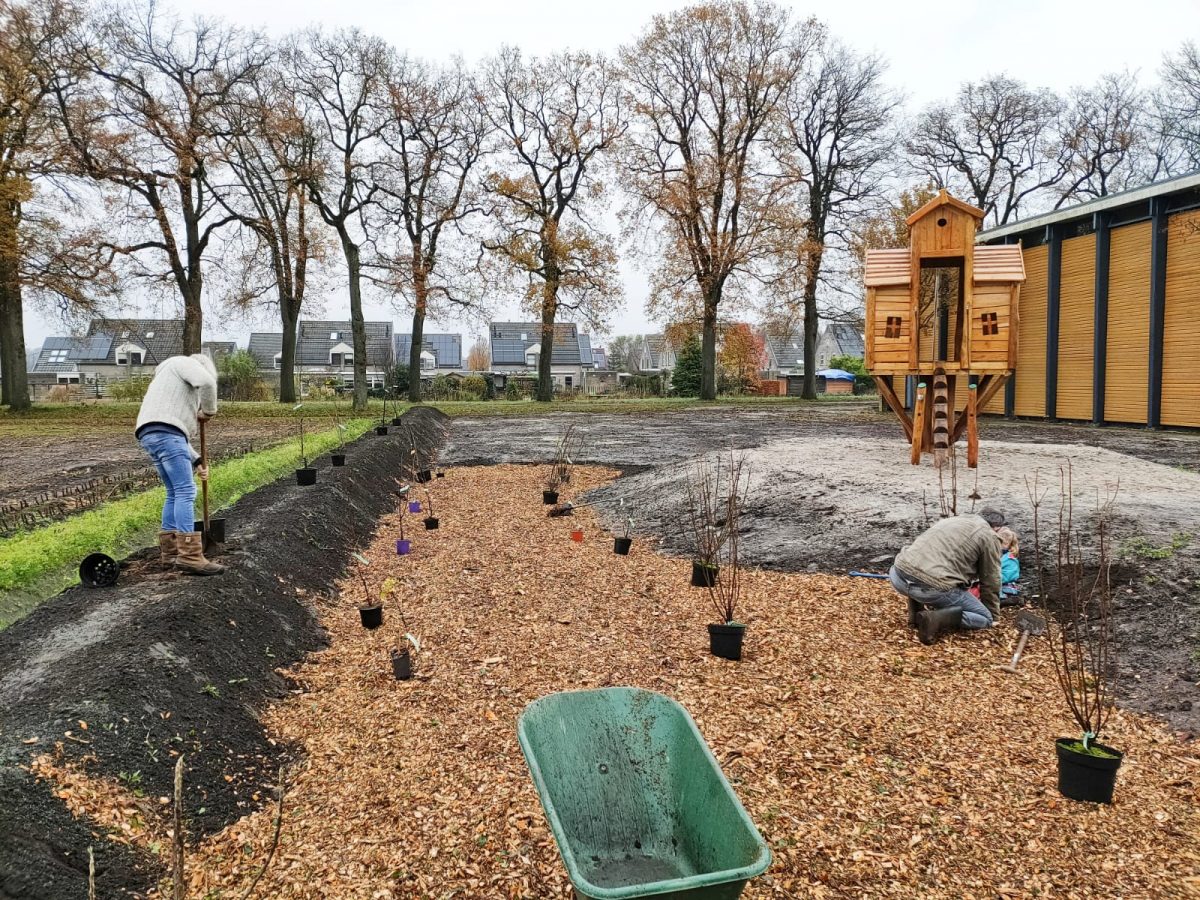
[199,418,212,551]
[1000,609,1046,674]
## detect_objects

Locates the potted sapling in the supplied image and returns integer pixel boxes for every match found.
[390,388,404,426]
[613,499,633,556]
[294,404,317,485]
[700,450,751,661]
[423,488,439,530]
[331,420,347,467]
[543,466,562,506]
[1029,465,1124,804]
[684,456,731,588]
[354,554,383,629]
[394,485,412,555]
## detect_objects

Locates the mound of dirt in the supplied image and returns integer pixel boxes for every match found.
[0,407,448,900]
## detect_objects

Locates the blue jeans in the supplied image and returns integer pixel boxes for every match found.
[139,431,196,533]
[889,565,994,630]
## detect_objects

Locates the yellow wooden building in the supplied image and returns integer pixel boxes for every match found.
[976,172,1200,429]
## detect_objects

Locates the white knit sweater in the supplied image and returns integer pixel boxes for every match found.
[135,354,219,443]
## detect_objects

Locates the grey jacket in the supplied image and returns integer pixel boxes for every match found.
[894,514,1003,614]
[135,354,218,445]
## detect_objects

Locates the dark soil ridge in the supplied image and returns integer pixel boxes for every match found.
[0,407,449,900]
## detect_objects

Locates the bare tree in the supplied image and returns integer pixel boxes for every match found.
[1054,71,1146,207]
[775,37,897,399]
[377,57,486,402]
[287,28,391,411]
[1151,41,1200,175]
[906,74,1066,226]
[217,69,324,402]
[1,0,115,409]
[464,335,489,371]
[621,0,804,400]
[481,46,625,403]
[54,3,268,353]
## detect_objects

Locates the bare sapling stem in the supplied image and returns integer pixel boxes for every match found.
[172,755,185,900]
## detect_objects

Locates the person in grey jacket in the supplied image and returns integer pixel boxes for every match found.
[889,507,1006,644]
[135,354,224,575]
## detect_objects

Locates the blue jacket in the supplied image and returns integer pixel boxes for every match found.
[1001,552,1020,585]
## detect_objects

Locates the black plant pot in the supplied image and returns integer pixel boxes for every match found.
[424,516,439,530]
[708,622,745,661]
[359,604,383,630]
[614,537,632,555]
[375,425,389,436]
[691,560,719,587]
[331,453,346,467]
[79,552,120,588]
[296,467,317,486]
[1056,738,1123,804]
[391,649,413,681]
[392,416,404,425]
[543,490,559,505]
[416,469,432,483]
[435,470,445,478]
[194,518,226,543]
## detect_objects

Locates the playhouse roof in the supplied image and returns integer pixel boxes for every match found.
[863,244,1025,287]
[905,189,985,226]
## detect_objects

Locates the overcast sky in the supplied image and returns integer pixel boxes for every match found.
[22,0,1200,352]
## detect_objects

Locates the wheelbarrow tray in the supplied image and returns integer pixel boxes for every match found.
[518,688,771,900]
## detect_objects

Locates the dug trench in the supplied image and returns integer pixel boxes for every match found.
[0,407,449,900]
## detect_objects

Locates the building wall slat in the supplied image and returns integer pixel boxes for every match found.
[1014,245,1048,416]
[1056,234,1096,420]
[1105,221,1152,424]
[1162,211,1200,427]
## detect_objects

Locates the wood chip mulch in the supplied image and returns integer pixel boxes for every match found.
[32,464,1200,898]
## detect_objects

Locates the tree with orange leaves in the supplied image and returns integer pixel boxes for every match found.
[719,323,766,394]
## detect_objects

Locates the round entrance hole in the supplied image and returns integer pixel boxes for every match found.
[937,217,948,227]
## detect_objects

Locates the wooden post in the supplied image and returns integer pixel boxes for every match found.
[911,382,927,466]
[966,382,979,469]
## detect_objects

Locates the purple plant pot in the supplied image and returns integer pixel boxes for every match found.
[408,501,421,514]
[396,539,412,556]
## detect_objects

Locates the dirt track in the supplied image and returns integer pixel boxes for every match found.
[444,407,1200,739]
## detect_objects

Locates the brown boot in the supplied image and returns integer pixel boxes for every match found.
[157,530,178,567]
[175,532,225,576]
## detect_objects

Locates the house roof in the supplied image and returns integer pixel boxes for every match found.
[85,318,184,365]
[906,189,984,225]
[490,322,582,366]
[826,324,864,358]
[32,336,87,373]
[394,333,462,369]
[978,168,1200,242]
[764,330,805,370]
[578,333,594,367]
[296,320,394,367]
[864,245,1026,286]
[248,333,284,369]
[591,346,608,370]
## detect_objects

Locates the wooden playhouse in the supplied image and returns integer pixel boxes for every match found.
[864,190,1026,467]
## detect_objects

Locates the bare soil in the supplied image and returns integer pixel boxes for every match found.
[0,409,447,900]
[444,407,1200,739]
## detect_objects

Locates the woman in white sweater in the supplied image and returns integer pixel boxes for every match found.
[135,354,224,575]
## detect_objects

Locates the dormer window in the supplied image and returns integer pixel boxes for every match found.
[329,341,353,367]
[330,331,341,340]
[420,350,436,371]
[274,353,282,369]
[524,344,540,368]
[115,342,145,366]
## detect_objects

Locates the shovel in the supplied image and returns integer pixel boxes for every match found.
[1000,609,1046,673]
[199,418,212,552]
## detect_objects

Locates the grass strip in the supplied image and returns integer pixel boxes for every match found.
[0,420,372,623]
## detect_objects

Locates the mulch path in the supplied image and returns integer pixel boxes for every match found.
[34,464,1200,898]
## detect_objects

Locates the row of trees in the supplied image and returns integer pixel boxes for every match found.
[2,0,1198,410]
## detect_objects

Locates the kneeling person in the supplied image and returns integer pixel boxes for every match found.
[889,507,1005,644]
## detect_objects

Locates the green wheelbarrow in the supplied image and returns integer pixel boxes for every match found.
[517,688,771,900]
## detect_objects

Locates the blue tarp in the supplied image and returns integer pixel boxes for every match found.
[816,368,856,381]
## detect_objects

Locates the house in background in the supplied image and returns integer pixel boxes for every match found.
[591,346,609,370]
[635,334,676,374]
[393,333,463,378]
[817,323,865,369]
[29,318,184,397]
[296,320,394,391]
[763,329,806,378]
[489,322,595,391]
[248,332,284,374]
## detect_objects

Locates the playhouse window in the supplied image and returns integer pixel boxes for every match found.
[981,312,999,336]
[885,316,902,339]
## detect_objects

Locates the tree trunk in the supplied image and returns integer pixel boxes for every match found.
[340,233,368,412]
[700,288,719,401]
[801,243,824,401]
[536,235,558,403]
[181,282,203,355]
[279,303,299,403]
[407,263,427,403]
[0,209,29,410]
